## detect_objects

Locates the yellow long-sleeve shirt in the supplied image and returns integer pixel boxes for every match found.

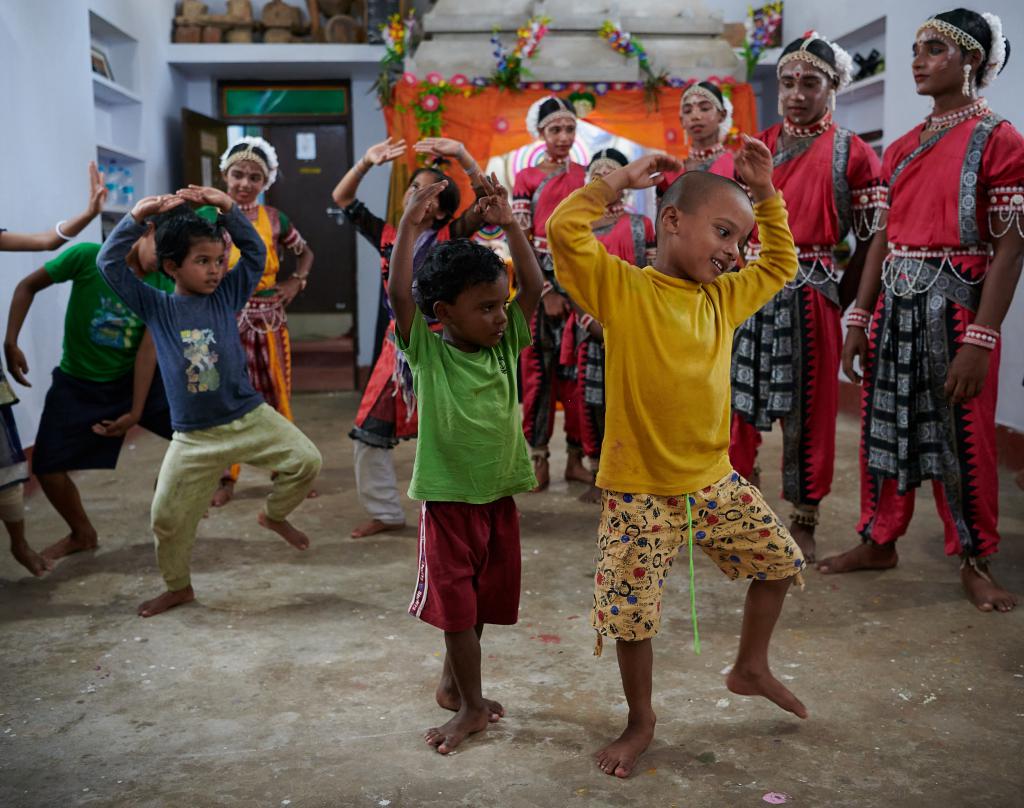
[548,179,797,495]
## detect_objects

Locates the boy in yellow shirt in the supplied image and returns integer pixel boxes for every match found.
[547,136,807,779]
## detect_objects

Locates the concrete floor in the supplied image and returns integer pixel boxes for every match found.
[1,392,1021,808]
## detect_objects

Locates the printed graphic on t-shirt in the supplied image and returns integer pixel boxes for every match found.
[90,296,141,351]
[180,328,220,393]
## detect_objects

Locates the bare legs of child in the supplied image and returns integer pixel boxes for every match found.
[7,519,51,577]
[425,625,504,754]
[37,472,99,562]
[434,623,505,721]
[596,577,807,778]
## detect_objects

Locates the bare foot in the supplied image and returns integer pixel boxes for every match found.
[530,456,550,493]
[818,541,898,574]
[595,710,656,778]
[749,466,762,489]
[727,667,808,719]
[789,522,816,564]
[210,480,235,508]
[565,451,595,484]
[138,586,195,617]
[961,563,1017,613]
[41,530,98,562]
[258,512,310,550]
[350,518,405,538]
[434,681,504,721]
[424,704,492,754]
[10,541,53,577]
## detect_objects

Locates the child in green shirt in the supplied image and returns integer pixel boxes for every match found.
[390,174,543,756]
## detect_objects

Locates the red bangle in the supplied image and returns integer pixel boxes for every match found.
[845,307,872,329]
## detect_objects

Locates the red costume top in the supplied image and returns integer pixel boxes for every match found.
[756,124,883,253]
[594,212,656,266]
[881,114,1024,278]
[512,162,587,255]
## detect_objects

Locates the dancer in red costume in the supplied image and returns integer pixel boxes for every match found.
[656,80,736,197]
[512,97,591,491]
[820,9,1021,614]
[729,32,884,562]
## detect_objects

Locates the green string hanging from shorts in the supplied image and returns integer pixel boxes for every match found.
[686,494,701,654]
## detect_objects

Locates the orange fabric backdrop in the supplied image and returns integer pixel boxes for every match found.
[382,82,758,222]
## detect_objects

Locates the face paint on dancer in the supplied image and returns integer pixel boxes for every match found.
[778,61,832,127]
[912,27,980,97]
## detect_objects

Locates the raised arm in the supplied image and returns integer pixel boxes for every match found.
[176,185,266,310]
[714,136,798,325]
[548,153,682,321]
[389,180,450,343]
[3,268,55,387]
[0,161,107,252]
[477,173,543,318]
[331,137,406,209]
[98,195,185,317]
[413,137,489,238]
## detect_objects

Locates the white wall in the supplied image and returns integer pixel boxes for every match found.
[0,0,184,445]
[780,0,1024,431]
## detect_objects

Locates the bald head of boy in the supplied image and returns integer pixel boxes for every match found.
[655,171,754,285]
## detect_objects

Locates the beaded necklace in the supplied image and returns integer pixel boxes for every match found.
[782,111,833,139]
[924,97,989,132]
[689,144,725,162]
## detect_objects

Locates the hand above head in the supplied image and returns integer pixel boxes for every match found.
[477,173,513,228]
[603,154,684,194]
[734,135,775,202]
[86,160,109,217]
[130,194,187,224]
[413,137,466,160]
[364,137,407,166]
[399,178,449,230]
[176,185,234,213]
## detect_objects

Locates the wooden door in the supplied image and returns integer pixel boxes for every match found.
[262,123,355,317]
[181,108,228,190]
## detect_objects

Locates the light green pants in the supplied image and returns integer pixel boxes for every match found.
[151,404,322,591]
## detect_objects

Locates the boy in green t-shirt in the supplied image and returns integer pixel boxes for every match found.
[390,175,542,756]
[4,210,180,565]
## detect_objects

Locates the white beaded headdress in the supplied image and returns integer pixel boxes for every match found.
[777,31,854,90]
[526,96,576,140]
[917,12,1007,87]
[220,136,279,189]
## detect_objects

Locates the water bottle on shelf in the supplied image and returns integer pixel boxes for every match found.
[120,167,134,207]
[105,160,120,207]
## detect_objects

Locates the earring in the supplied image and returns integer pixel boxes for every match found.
[962,64,974,97]
[777,95,784,117]
[828,88,837,113]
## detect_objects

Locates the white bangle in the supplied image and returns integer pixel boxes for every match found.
[55,220,73,241]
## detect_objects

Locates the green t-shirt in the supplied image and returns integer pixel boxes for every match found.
[398,303,536,504]
[44,242,175,382]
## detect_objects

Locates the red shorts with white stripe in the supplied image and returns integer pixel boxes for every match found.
[408,497,521,632]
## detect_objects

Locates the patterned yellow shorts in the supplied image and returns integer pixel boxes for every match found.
[591,470,805,643]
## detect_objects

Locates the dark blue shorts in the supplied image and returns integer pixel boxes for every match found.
[31,367,173,475]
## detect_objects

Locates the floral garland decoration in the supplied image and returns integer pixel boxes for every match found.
[373,12,416,107]
[740,2,783,81]
[399,72,480,144]
[598,21,668,108]
[491,16,551,91]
